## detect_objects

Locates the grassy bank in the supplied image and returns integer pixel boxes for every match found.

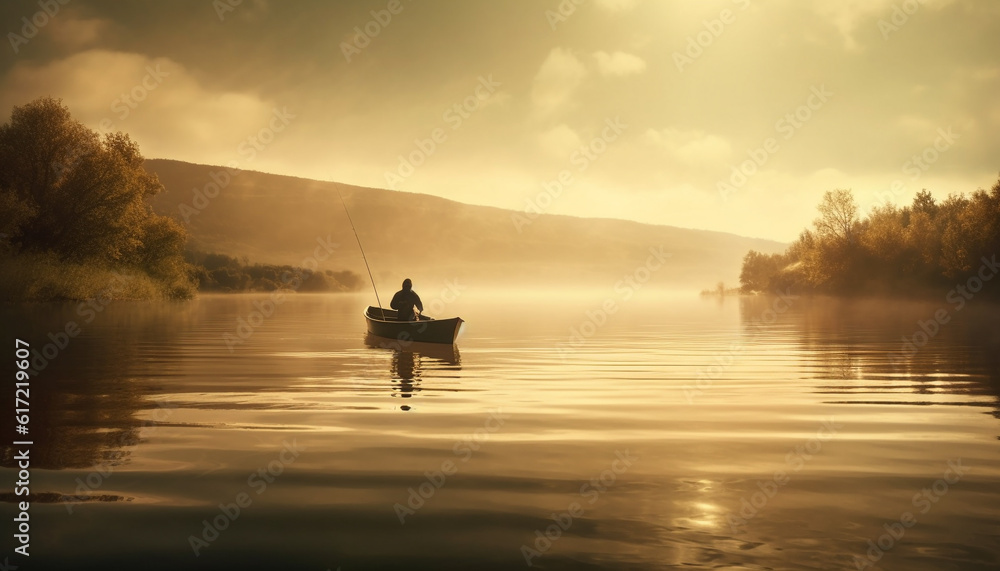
[1,249,365,303]
[0,253,194,303]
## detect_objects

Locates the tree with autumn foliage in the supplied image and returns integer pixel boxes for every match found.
[740,182,1000,297]
[0,97,194,300]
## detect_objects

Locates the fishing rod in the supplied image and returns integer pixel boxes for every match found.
[337,190,386,320]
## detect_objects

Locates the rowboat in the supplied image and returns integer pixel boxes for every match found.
[336,194,464,346]
[364,306,464,345]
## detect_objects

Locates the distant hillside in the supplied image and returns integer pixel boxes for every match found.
[144,159,784,290]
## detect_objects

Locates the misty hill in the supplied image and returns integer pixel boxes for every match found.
[144,159,784,290]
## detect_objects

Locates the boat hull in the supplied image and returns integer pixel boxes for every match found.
[364,306,464,345]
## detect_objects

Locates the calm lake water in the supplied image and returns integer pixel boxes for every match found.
[2,291,999,570]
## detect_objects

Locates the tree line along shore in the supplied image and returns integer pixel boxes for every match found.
[738,184,1000,299]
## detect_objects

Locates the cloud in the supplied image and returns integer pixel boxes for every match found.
[531,48,588,118]
[812,0,892,50]
[537,124,582,157]
[644,128,732,166]
[47,16,107,51]
[894,114,937,136]
[812,0,957,50]
[593,50,646,77]
[0,49,275,165]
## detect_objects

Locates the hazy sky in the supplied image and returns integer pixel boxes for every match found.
[2,0,998,241]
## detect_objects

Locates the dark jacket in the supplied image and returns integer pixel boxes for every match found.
[390,289,423,321]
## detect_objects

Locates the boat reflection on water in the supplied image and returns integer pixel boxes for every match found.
[363,333,462,411]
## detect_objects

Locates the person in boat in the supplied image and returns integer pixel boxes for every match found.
[390,278,423,321]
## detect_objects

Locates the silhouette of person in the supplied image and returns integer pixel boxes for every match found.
[391,350,419,411]
[390,278,423,321]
